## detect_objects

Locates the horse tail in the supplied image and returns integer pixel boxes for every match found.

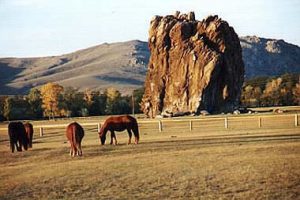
[133,118,140,142]
[72,124,77,152]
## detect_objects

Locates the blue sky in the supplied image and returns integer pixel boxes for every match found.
[0,0,299,57]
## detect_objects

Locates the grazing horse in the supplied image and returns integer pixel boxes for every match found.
[24,122,34,148]
[99,115,139,145]
[66,122,84,156]
[8,122,28,153]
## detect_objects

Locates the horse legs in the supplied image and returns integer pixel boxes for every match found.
[70,142,76,157]
[133,128,139,144]
[127,129,132,145]
[29,133,33,148]
[110,131,118,145]
[77,140,82,156]
[17,138,22,151]
[10,140,15,153]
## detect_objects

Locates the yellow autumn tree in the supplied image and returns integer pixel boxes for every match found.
[40,82,64,118]
[293,78,300,105]
[105,87,121,114]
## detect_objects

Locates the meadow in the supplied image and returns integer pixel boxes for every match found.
[0,111,299,199]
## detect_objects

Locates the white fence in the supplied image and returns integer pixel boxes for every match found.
[0,114,299,136]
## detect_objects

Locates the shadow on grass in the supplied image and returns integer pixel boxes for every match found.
[83,133,300,158]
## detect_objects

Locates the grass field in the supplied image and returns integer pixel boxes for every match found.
[0,113,300,199]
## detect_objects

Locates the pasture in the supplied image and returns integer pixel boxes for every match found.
[0,112,300,199]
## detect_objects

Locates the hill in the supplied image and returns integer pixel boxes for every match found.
[0,36,299,95]
[0,40,149,95]
[240,36,300,78]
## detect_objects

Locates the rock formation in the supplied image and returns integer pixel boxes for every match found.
[141,12,245,117]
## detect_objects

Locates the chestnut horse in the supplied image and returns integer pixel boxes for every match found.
[8,122,28,153]
[99,115,139,145]
[66,122,84,156]
[24,122,34,148]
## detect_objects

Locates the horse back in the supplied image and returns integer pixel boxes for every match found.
[106,115,138,131]
[8,121,28,150]
[66,122,84,144]
[24,122,34,138]
[24,123,33,134]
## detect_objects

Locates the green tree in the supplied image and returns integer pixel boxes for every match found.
[3,96,32,120]
[3,97,12,120]
[84,90,107,116]
[133,87,144,113]
[0,96,7,121]
[105,88,121,115]
[27,88,43,118]
[104,88,132,115]
[62,87,87,117]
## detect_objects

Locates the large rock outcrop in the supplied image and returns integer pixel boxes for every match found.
[141,12,244,117]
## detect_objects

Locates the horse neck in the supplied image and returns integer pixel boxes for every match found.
[100,125,108,136]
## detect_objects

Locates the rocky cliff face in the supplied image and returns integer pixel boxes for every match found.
[141,12,244,117]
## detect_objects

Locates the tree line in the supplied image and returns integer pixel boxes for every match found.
[241,73,300,107]
[1,73,299,121]
[0,82,144,121]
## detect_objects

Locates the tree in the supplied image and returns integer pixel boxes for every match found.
[293,77,300,105]
[3,97,12,120]
[241,85,262,107]
[3,96,31,120]
[40,82,64,119]
[27,88,43,119]
[104,88,131,115]
[261,78,282,106]
[84,90,107,116]
[242,73,299,107]
[105,88,121,115]
[133,87,144,114]
[0,96,7,121]
[62,87,86,117]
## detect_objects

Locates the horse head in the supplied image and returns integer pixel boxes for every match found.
[98,128,106,145]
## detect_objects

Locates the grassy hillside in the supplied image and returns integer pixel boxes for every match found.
[0,40,149,95]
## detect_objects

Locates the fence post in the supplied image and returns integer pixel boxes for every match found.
[225,117,228,129]
[189,120,193,131]
[158,120,162,132]
[97,123,101,132]
[39,127,44,137]
[258,117,262,128]
[295,114,298,127]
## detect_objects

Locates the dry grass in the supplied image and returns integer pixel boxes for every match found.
[0,115,300,199]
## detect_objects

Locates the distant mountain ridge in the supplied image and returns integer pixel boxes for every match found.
[240,36,300,78]
[0,36,299,95]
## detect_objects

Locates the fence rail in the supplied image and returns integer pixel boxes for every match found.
[0,114,299,136]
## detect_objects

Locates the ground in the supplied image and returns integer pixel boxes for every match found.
[0,113,299,199]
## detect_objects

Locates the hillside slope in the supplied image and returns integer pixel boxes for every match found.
[0,40,149,95]
[0,36,299,95]
[240,36,300,78]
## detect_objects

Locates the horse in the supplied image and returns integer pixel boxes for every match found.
[99,115,139,145]
[8,122,28,153]
[66,122,84,156]
[24,122,34,148]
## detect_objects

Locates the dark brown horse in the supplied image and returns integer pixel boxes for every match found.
[66,122,84,156]
[99,115,139,145]
[8,122,28,153]
[24,122,34,148]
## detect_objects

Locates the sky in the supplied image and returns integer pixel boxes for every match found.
[0,0,299,57]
